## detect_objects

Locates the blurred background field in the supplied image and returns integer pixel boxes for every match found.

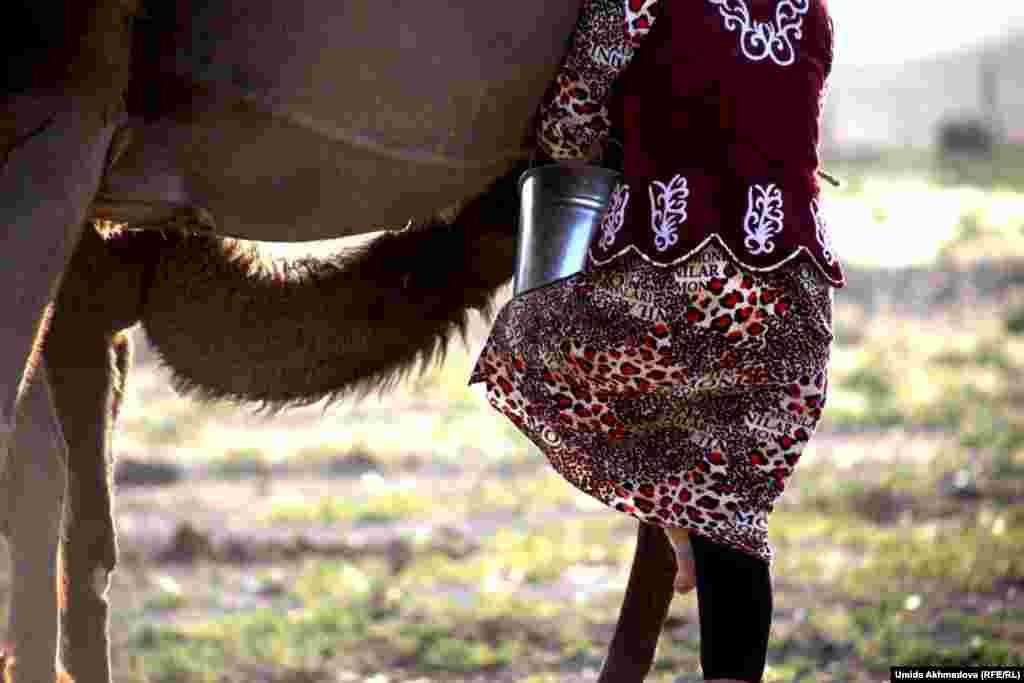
[6,4,1024,682]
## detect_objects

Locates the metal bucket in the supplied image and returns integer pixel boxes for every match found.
[513,162,622,297]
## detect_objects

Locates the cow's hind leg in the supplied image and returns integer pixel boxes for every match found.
[2,367,69,683]
[47,332,131,683]
[44,221,149,683]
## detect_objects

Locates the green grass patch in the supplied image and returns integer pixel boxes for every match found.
[849,596,1024,670]
[125,560,611,683]
[770,490,1024,596]
[844,509,1024,595]
[266,466,588,528]
[134,413,194,447]
[404,517,634,593]
[131,625,233,683]
[1006,302,1024,336]
[268,491,435,525]
[143,575,188,612]
[208,447,268,479]
[932,339,1013,372]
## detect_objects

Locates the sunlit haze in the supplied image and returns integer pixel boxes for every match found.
[830,0,1024,65]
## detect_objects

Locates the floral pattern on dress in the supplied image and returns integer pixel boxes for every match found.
[743,184,785,255]
[705,0,811,66]
[810,198,837,266]
[600,182,631,250]
[649,174,689,252]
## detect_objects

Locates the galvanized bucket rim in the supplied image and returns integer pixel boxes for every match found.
[517,161,623,193]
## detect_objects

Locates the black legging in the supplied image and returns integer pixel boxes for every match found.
[688,531,773,682]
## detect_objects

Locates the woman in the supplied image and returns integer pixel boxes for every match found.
[469,1,845,681]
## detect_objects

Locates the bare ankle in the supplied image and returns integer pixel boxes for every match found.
[664,526,690,547]
[664,527,697,595]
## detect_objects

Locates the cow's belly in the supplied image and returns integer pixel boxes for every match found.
[103,0,581,240]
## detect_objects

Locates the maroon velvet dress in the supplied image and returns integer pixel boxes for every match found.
[469,0,844,565]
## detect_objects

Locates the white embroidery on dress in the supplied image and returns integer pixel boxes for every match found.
[599,182,630,250]
[649,174,689,252]
[743,183,784,255]
[590,43,634,69]
[705,0,811,67]
[625,0,661,41]
[810,198,836,266]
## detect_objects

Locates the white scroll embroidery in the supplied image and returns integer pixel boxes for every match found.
[743,183,784,255]
[599,182,631,250]
[649,174,689,252]
[705,0,810,67]
[625,0,661,41]
[810,198,836,266]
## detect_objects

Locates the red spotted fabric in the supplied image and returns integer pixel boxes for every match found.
[470,244,834,563]
[471,0,842,564]
[536,0,660,161]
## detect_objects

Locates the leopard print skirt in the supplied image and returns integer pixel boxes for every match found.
[468,240,835,564]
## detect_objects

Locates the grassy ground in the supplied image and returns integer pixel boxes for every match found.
[3,149,1024,682]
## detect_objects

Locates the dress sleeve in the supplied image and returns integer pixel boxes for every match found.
[536,0,661,161]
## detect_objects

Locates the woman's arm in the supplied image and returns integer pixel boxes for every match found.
[536,0,660,161]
